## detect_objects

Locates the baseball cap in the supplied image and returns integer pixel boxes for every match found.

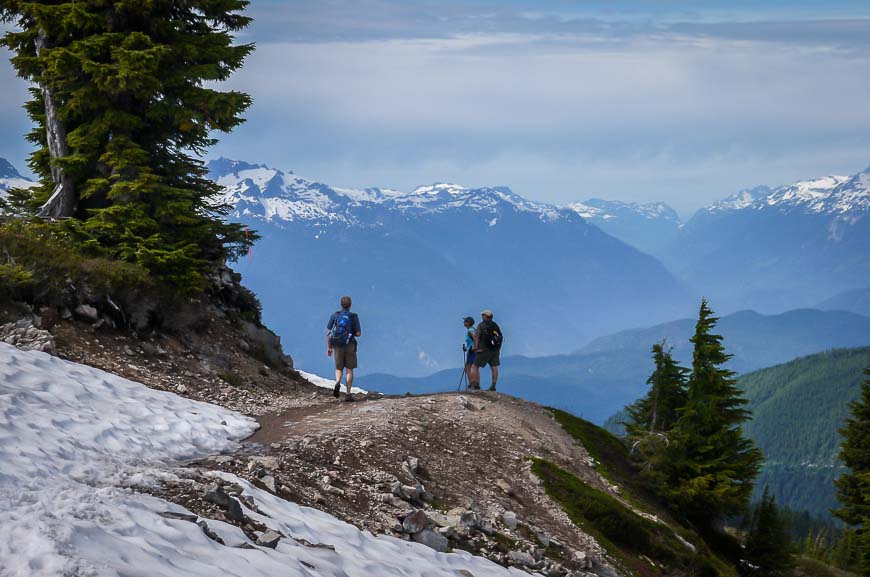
[481,309,494,317]
[463,316,475,324]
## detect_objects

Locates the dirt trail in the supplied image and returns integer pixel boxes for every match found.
[200,390,619,573]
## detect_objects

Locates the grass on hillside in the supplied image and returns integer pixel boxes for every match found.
[532,458,732,577]
[548,408,676,519]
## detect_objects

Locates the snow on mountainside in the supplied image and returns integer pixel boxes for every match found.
[0,158,35,195]
[662,165,870,314]
[568,198,679,223]
[706,171,870,215]
[209,158,567,226]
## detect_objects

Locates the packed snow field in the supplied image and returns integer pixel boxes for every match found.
[0,344,521,576]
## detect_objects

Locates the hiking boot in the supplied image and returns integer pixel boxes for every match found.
[333,382,341,398]
[469,381,480,390]
[345,394,355,402]
[488,384,497,392]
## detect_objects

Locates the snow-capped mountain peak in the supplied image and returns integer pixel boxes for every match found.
[208,159,571,225]
[568,198,680,223]
[706,169,870,216]
[411,183,468,196]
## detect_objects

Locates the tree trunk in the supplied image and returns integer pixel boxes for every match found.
[35,29,76,219]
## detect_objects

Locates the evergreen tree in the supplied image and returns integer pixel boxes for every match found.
[742,487,795,577]
[0,1,256,291]
[626,341,689,435]
[625,342,689,482]
[663,298,763,525]
[834,364,870,576]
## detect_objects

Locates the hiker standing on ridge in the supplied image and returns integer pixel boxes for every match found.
[462,316,477,386]
[471,309,503,391]
[327,295,362,402]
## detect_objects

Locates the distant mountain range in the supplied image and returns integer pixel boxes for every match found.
[657,168,870,313]
[740,347,869,518]
[358,308,870,423]
[4,154,869,380]
[208,158,692,376]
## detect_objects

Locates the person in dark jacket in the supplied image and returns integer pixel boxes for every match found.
[471,309,501,391]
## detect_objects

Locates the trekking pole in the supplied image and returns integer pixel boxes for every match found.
[457,347,467,391]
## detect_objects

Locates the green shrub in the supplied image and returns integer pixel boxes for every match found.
[0,218,152,310]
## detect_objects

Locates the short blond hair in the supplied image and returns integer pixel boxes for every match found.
[340,295,352,310]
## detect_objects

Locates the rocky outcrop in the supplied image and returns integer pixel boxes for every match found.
[0,318,55,355]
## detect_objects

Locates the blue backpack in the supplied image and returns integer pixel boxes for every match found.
[330,311,354,347]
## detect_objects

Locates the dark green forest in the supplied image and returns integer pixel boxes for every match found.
[740,347,870,517]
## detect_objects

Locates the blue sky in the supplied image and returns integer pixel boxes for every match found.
[3,0,870,215]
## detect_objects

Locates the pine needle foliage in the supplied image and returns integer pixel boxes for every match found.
[741,487,795,577]
[625,341,690,485]
[661,299,763,526]
[834,364,870,576]
[0,0,257,293]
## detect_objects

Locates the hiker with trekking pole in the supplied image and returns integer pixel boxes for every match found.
[458,316,477,390]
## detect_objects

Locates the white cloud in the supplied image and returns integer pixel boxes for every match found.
[212,32,870,213]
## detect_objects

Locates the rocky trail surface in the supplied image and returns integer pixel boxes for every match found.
[166,391,621,576]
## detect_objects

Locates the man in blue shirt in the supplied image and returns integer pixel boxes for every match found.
[327,295,362,401]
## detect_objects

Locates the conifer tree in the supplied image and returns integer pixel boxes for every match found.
[742,487,795,577]
[0,1,255,291]
[663,298,763,525]
[834,364,870,576]
[626,341,689,435]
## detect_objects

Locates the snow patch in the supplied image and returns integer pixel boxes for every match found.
[297,369,368,395]
[0,343,518,576]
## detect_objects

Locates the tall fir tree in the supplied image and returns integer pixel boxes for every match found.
[0,0,256,291]
[834,364,870,577]
[626,341,689,435]
[662,298,763,526]
[742,487,795,577]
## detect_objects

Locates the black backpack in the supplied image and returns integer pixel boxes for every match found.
[479,320,503,350]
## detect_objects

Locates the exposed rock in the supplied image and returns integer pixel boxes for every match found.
[261,475,277,493]
[73,304,100,323]
[0,319,57,355]
[412,529,449,552]
[204,483,230,508]
[495,479,513,495]
[402,510,431,534]
[256,529,282,549]
[501,511,518,530]
[159,511,198,523]
[197,519,225,545]
[458,511,481,532]
[507,550,536,567]
[426,511,459,529]
[227,497,245,522]
[239,320,286,367]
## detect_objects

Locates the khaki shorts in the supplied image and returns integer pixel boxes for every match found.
[334,343,358,371]
[474,348,500,368]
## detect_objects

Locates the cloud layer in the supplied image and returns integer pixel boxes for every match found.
[3,2,870,214]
